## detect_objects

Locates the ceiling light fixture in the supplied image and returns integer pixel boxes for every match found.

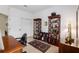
[24,5,27,8]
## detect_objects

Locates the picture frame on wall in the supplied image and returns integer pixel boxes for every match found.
[44,21,47,26]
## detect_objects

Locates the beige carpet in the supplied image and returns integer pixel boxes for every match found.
[23,37,59,53]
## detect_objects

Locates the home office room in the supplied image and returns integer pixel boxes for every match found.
[0,0,79,59]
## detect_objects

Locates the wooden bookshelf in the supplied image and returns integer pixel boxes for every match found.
[33,18,41,39]
[48,13,61,46]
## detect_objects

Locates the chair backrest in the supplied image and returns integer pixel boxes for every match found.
[21,33,27,41]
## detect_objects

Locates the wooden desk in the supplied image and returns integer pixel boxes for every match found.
[0,35,24,53]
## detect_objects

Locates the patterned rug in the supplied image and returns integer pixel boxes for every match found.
[28,40,50,53]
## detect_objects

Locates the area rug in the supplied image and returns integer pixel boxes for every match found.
[28,40,50,53]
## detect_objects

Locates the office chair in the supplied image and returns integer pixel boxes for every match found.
[18,33,27,46]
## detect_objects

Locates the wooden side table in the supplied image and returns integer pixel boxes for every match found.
[59,42,79,53]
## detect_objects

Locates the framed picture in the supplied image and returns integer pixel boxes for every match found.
[44,21,47,26]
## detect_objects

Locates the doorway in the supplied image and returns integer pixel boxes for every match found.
[0,13,8,36]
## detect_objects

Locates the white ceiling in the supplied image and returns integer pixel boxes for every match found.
[10,5,52,13]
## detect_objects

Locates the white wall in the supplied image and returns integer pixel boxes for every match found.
[0,5,9,15]
[20,17,33,37]
[34,5,77,42]
[8,7,33,38]
[0,5,77,42]
[0,6,33,39]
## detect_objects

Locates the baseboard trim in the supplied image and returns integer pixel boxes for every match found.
[27,36,33,38]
